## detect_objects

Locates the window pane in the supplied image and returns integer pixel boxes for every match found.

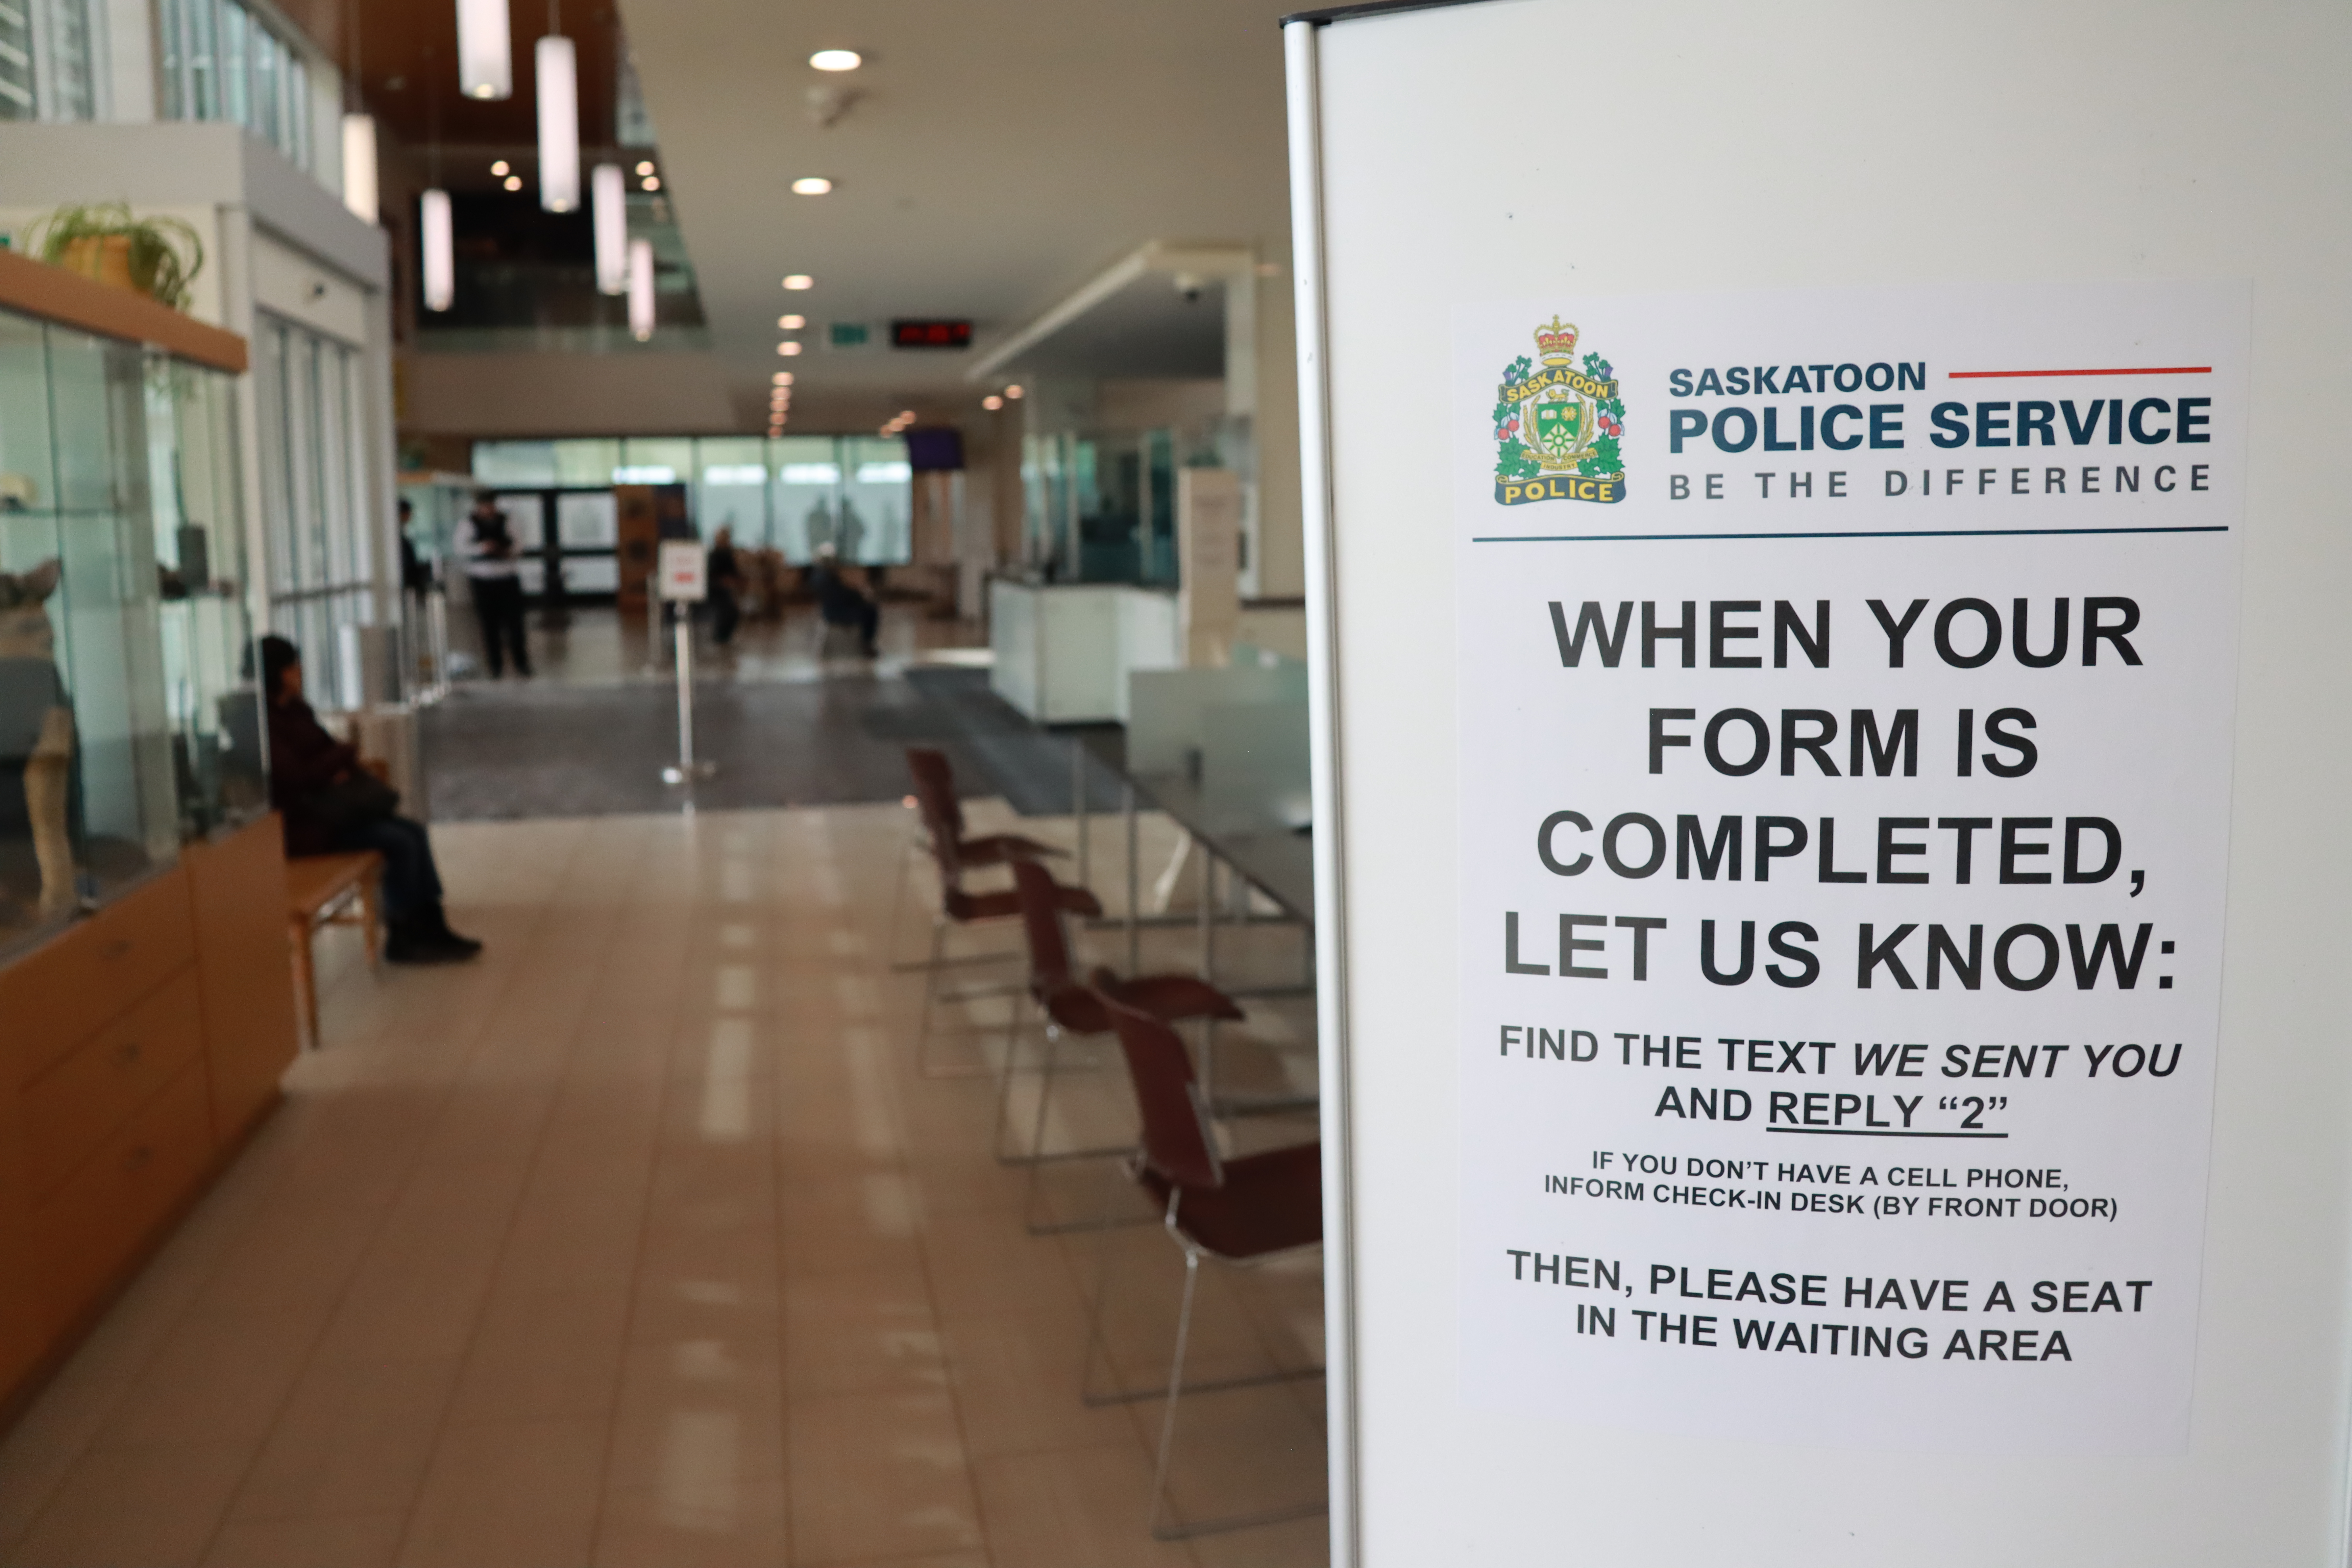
[694,436,767,547]
[154,0,181,116]
[549,437,619,488]
[186,0,217,119]
[838,436,911,565]
[250,22,276,143]
[470,440,557,486]
[217,1,245,128]
[768,435,837,562]
[284,53,307,166]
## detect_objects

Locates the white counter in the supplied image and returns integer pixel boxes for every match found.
[989,580,1179,723]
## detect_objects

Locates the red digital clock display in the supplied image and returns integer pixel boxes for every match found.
[891,319,973,349]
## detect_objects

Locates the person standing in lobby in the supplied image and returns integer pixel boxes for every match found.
[457,491,533,678]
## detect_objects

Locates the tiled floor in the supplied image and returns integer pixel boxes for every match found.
[0,799,1328,1567]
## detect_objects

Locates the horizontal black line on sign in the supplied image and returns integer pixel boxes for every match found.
[1765,1128,2011,1140]
[1948,366,2212,379]
[1470,525,2233,544]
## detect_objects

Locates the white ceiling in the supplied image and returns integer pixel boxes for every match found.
[616,0,1298,433]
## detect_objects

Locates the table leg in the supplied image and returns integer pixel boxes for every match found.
[290,917,318,1050]
[1198,839,1215,983]
[1072,735,1089,890]
[1125,782,1140,975]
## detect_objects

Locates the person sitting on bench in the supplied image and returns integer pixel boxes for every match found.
[809,542,879,657]
[259,635,482,965]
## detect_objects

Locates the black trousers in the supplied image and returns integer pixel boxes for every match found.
[710,585,740,645]
[471,575,532,676]
[331,814,443,923]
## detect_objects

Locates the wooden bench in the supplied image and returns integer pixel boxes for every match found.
[286,852,383,1050]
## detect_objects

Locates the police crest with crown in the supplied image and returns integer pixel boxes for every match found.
[1491,315,1628,507]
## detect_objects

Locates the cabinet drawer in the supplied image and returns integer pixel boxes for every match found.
[23,967,206,1197]
[1,869,196,1086]
[30,1060,213,1327]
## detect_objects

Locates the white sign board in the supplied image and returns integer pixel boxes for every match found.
[657,540,707,602]
[1456,281,2243,1451]
[1286,3,2352,1564]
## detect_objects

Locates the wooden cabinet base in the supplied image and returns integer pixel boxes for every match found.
[0,813,303,1428]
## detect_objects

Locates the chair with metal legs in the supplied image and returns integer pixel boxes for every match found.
[995,858,1244,1232]
[1082,996,1326,1541]
[891,746,1066,971]
[907,761,1098,1078]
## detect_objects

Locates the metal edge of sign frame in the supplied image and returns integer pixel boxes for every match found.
[1280,0,1496,30]
[1280,18,1362,1567]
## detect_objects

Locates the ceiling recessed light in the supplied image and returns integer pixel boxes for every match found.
[772,371,794,385]
[490,159,510,176]
[641,175,661,191]
[779,314,806,329]
[782,274,813,290]
[778,342,803,356]
[791,176,833,196]
[1004,384,1024,400]
[982,395,1003,411]
[503,174,522,191]
[809,49,861,71]
[635,160,655,175]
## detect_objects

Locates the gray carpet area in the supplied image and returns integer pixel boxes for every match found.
[420,666,1124,823]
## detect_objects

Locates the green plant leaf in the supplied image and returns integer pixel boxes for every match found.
[1496,438,1540,481]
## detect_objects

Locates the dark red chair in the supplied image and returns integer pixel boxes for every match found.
[999,858,1244,1230]
[902,748,1095,1076]
[888,746,1064,970]
[1087,996,1326,1541]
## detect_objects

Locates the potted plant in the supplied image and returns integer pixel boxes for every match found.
[26,203,204,310]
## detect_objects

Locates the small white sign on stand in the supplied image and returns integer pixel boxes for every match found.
[657,541,714,785]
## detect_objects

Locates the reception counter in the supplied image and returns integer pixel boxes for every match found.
[988,580,1180,724]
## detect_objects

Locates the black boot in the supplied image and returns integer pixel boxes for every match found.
[421,902,484,958]
[385,910,481,964]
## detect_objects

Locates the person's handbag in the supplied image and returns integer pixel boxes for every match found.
[308,771,399,835]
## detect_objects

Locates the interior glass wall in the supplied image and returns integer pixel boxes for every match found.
[471,435,915,564]
[156,0,311,169]
[254,312,373,702]
[0,307,258,950]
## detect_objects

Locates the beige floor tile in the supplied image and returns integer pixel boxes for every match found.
[779,1171,929,1279]
[603,1340,784,1497]
[88,1304,327,1452]
[2,1439,253,1568]
[591,1482,789,1568]
[445,1281,634,1423]
[940,1305,1141,1463]
[0,799,1328,1568]
[969,1443,1201,1568]
[1140,1383,1328,1544]
[394,1417,606,1568]
[784,1268,947,1398]
[227,1355,461,1523]
[1186,1515,1331,1568]
[785,1391,983,1563]
[200,1510,409,1568]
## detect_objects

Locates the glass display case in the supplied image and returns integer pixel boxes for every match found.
[0,298,260,951]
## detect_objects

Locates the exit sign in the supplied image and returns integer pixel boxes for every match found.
[891,319,973,349]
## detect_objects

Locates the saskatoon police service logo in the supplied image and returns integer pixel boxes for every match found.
[1492,316,1626,506]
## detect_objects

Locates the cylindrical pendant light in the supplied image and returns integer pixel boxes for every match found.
[627,237,654,340]
[592,163,626,293]
[340,113,379,221]
[421,189,455,311]
[455,0,511,99]
[536,34,579,213]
